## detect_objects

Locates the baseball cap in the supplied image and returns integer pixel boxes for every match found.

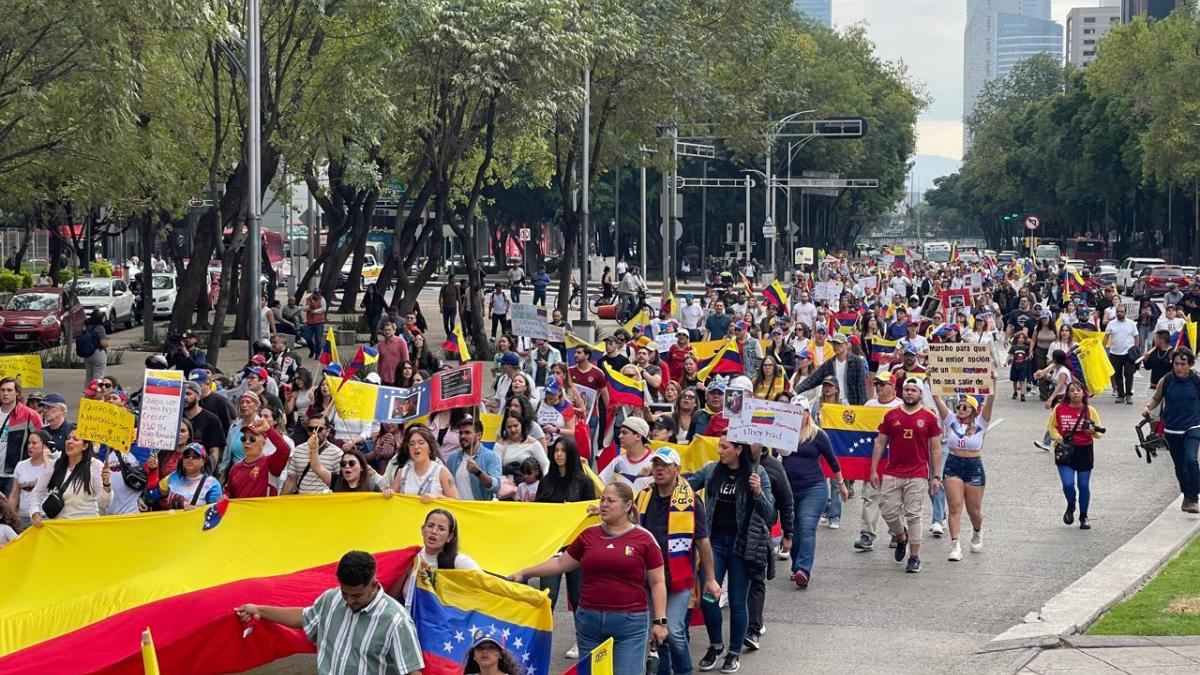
[815,322,828,333]
[829,332,847,344]
[247,367,269,381]
[183,381,202,395]
[771,328,784,336]
[821,375,838,386]
[42,393,67,408]
[652,416,678,433]
[621,416,650,439]
[903,345,920,355]
[706,379,727,393]
[733,320,747,331]
[902,377,924,390]
[188,369,211,385]
[544,375,563,395]
[182,443,206,458]
[873,369,896,384]
[960,395,981,411]
[251,354,268,366]
[791,395,811,411]
[650,446,681,466]
[364,372,382,385]
[470,629,504,651]
[499,351,520,367]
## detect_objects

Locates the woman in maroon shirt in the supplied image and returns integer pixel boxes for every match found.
[511,482,667,675]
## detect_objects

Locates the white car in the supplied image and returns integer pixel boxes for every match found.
[1117,257,1166,294]
[67,277,136,331]
[151,274,177,317]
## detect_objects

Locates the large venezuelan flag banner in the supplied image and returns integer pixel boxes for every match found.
[412,569,552,675]
[819,404,890,481]
[0,495,593,674]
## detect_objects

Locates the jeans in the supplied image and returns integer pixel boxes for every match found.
[533,289,547,306]
[702,533,750,656]
[441,308,457,336]
[540,569,581,612]
[0,476,11,496]
[823,478,842,522]
[1057,466,1092,517]
[931,447,949,523]
[1165,429,1200,503]
[491,314,508,338]
[511,286,521,303]
[575,608,648,675]
[791,481,828,577]
[302,323,325,359]
[655,589,693,675]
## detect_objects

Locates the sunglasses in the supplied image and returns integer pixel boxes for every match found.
[340,460,358,468]
[97,383,113,389]
[241,434,260,443]
[308,425,326,432]
[183,452,205,460]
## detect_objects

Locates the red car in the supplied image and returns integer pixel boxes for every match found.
[1132,265,1186,301]
[0,287,86,348]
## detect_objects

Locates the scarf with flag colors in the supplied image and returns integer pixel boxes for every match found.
[0,494,593,674]
[696,339,743,381]
[561,637,614,675]
[319,325,339,366]
[818,404,890,480]
[635,479,696,593]
[603,362,647,407]
[411,568,552,675]
[762,280,789,309]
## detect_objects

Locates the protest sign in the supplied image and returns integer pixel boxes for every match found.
[137,370,184,451]
[536,403,565,429]
[510,303,552,340]
[938,289,971,313]
[429,362,483,411]
[726,399,806,450]
[813,281,841,305]
[376,383,430,424]
[0,355,43,388]
[655,332,679,353]
[926,343,995,396]
[77,399,135,452]
[861,276,878,290]
[326,376,381,422]
[968,273,983,290]
[575,384,597,423]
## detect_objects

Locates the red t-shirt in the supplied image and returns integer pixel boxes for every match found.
[878,406,942,479]
[566,525,664,612]
[1053,403,1095,446]
[570,365,607,413]
[224,429,291,498]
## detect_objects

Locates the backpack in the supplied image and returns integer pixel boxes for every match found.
[75,327,99,358]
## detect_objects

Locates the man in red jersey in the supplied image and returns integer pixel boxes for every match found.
[869,377,942,574]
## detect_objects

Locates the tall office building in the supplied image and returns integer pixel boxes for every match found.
[1066,2,1121,68]
[1121,0,1185,22]
[795,0,832,27]
[963,0,1063,151]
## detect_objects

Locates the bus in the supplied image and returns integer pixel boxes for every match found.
[1065,237,1107,266]
[922,241,952,262]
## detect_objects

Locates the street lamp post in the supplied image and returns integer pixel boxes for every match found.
[575,67,593,337]
[246,0,263,359]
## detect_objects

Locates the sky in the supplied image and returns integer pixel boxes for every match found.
[833,0,1095,161]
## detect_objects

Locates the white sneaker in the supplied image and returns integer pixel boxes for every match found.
[930,521,944,537]
[970,530,983,553]
[828,519,840,529]
[565,643,579,659]
[758,624,766,636]
[948,540,963,561]
[775,546,788,561]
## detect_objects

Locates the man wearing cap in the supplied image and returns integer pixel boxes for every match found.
[444,416,501,501]
[40,393,74,457]
[682,294,704,341]
[635,447,720,674]
[242,366,284,412]
[189,369,234,432]
[183,381,226,464]
[870,377,943,574]
[792,332,868,406]
[598,333,630,373]
[237,550,424,675]
[599,417,655,493]
[693,379,730,438]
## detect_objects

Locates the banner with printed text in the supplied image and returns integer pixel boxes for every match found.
[926,343,995,396]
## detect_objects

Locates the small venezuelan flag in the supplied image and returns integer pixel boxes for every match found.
[319,325,339,366]
[561,637,614,675]
[603,363,647,408]
[751,411,775,425]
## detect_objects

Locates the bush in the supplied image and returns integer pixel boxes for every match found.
[19,272,32,289]
[89,261,113,277]
[43,344,83,369]
[0,271,22,293]
[55,269,76,285]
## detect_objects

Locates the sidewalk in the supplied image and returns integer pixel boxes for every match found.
[1018,636,1200,673]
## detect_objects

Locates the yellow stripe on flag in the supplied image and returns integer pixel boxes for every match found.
[622,309,650,335]
[453,324,472,361]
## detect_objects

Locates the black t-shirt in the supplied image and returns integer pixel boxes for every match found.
[1144,348,1174,386]
[598,353,629,374]
[711,474,740,536]
[642,490,708,588]
[1006,310,1035,337]
[186,408,226,453]
[200,393,234,432]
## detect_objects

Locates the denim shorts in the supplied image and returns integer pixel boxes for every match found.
[943,454,986,487]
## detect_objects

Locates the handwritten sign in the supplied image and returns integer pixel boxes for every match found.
[510,303,553,341]
[77,399,136,452]
[813,281,841,305]
[536,403,566,429]
[926,343,995,396]
[655,332,680,353]
[726,399,806,451]
[0,355,43,388]
[137,369,184,450]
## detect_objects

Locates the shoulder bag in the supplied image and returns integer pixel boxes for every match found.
[112,450,148,492]
[1054,408,1088,466]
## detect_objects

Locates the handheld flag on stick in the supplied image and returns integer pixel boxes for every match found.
[452,324,472,362]
[141,628,160,675]
[819,404,890,480]
[622,309,651,335]
[696,339,743,381]
[740,273,755,295]
[339,345,380,389]
[319,326,339,367]
[762,280,789,309]
[603,363,647,408]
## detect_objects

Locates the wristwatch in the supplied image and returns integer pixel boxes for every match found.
[653,617,668,626]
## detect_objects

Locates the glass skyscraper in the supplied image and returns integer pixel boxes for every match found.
[795,0,832,28]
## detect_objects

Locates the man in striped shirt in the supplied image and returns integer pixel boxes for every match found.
[236,550,424,674]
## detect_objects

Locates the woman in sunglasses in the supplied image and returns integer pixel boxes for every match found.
[931,378,996,562]
[307,445,381,492]
[224,418,293,499]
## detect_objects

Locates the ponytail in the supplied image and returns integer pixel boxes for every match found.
[605,481,638,524]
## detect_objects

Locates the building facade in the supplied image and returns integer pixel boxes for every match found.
[794,0,832,28]
[1121,0,1185,22]
[1066,2,1121,68]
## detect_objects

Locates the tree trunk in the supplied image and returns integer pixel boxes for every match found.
[140,214,157,341]
[170,162,247,334]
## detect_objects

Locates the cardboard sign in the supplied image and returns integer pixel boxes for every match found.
[795,247,814,266]
[510,303,553,340]
[77,399,136,452]
[926,343,995,396]
[813,281,841,305]
[0,355,43,388]
[726,399,807,451]
[137,370,184,451]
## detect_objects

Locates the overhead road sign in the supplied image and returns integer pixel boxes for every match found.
[773,178,878,189]
[675,141,716,158]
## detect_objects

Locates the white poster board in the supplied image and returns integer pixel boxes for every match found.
[655,332,679,353]
[726,399,806,450]
[138,369,185,451]
[813,281,841,305]
[510,303,552,340]
[926,343,996,396]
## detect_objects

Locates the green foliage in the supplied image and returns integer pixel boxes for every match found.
[55,269,76,286]
[89,261,113,278]
[19,272,32,289]
[0,272,23,293]
[1088,530,1200,635]
[43,345,84,369]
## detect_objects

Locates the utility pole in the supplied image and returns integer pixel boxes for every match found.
[614,165,620,258]
[246,0,262,358]
[701,161,708,268]
[576,67,593,335]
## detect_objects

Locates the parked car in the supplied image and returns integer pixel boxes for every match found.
[65,277,136,332]
[0,287,86,348]
[1065,259,1087,270]
[339,253,383,290]
[1117,257,1166,293]
[1132,265,1186,300]
[151,273,178,318]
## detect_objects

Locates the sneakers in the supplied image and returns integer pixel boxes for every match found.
[564,643,578,659]
[1183,502,1200,514]
[699,646,725,671]
[1034,441,1051,452]
[828,519,840,529]
[893,531,909,562]
[970,530,984,553]
[905,556,922,573]
[775,546,789,560]
[888,535,899,549]
[1012,391,1017,400]
[853,533,874,551]
[742,633,760,651]
[758,624,766,636]
[1079,517,1091,530]
[819,514,829,524]
[792,569,809,589]
[948,540,963,561]
[1126,395,1134,405]
[720,654,741,673]
[930,521,945,537]
[1064,504,1076,525]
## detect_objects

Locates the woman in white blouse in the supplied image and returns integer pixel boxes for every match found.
[31,431,111,525]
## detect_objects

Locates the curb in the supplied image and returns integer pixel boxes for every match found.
[989,495,1200,646]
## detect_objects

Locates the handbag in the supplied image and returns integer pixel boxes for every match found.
[1054,408,1088,466]
[112,449,148,492]
[41,488,65,519]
